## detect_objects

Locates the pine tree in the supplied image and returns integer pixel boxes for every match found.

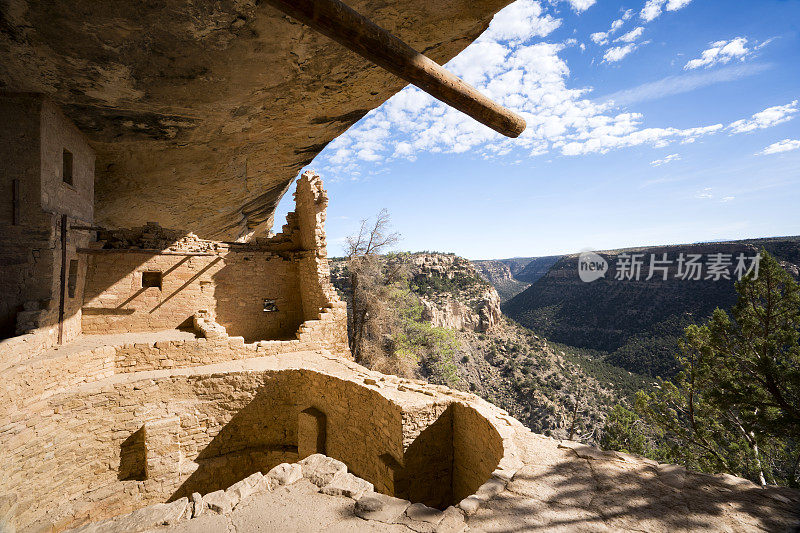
[636,249,800,486]
[600,404,651,456]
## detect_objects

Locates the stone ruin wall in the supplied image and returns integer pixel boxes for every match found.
[81,244,306,342]
[80,172,345,348]
[0,336,509,531]
[0,94,95,347]
[0,360,398,530]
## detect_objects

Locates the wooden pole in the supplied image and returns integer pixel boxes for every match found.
[58,215,67,344]
[264,0,526,138]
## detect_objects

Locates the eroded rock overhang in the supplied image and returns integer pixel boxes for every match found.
[0,0,514,239]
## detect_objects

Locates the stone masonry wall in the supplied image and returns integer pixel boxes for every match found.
[0,350,465,529]
[0,335,512,531]
[0,94,94,345]
[0,94,43,338]
[80,171,344,346]
[81,248,304,342]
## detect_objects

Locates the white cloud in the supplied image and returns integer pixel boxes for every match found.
[604,42,646,63]
[666,0,693,10]
[641,0,692,22]
[316,1,798,179]
[758,139,800,155]
[755,37,777,51]
[650,153,681,166]
[590,9,635,46]
[485,0,561,42]
[615,27,645,43]
[696,187,713,199]
[641,0,665,22]
[617,9,635,25]
[695,188,735,203]
[600,63,771,107]
[728,101,799,134]
[564,0,596,12]
[684,38,750,70]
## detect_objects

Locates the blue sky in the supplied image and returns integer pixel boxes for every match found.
[275,0,800,259]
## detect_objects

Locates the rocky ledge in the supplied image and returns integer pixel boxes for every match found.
[67,454,468,533]
[66,441,800,533]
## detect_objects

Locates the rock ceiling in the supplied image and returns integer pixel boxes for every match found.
[0,0,512,239]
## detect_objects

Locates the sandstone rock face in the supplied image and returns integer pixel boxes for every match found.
[474,261,515,284]
[411,253,502,333]
[0,0,513,239]
[473,260,531,301]
[419,288,501,333]
[473,256,564,301]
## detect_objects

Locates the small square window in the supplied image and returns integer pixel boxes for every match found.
[142,271,162,290]
[62,149,73,185]
[263,299,278,312]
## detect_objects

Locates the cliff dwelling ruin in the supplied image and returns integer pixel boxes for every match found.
[0,0,798,532]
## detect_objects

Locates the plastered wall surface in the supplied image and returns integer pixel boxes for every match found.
[82,249,304,341]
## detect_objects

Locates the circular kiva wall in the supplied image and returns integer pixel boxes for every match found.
[0,343,508,531]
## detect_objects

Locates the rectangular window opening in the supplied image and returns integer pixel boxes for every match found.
[67,259,79,298]
[263,299,278,312]
[62,149,74,185]
[142,271,163,290]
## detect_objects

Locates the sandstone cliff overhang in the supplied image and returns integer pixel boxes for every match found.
[0,0,514,239]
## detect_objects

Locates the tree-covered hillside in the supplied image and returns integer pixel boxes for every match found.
[502,237,800,378]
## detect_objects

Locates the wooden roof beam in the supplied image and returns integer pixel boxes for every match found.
[265,0,527,138]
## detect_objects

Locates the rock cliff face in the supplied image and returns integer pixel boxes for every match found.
[0,0,513,239]
[329,252,616,441]
[473,260,530,301]
[513,255,563,283]
[474,261,514,283]
[410,254,501,333]
[473,256,563,301]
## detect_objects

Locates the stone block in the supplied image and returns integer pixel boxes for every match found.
[354,492,411,524]
[191,492,203,518]
[266,463,302,486]
[457,496,481,516]
[397,502,447,533]
[299,454,346,487]
[225,472,265,509]
[203,490,232,515]
[435,506,467,533]
[319,472,373,499]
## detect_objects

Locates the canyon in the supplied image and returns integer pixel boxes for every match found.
[0,1,798,531]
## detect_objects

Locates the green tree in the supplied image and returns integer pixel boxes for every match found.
[636,250,800,486]
[600,404,651,456]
